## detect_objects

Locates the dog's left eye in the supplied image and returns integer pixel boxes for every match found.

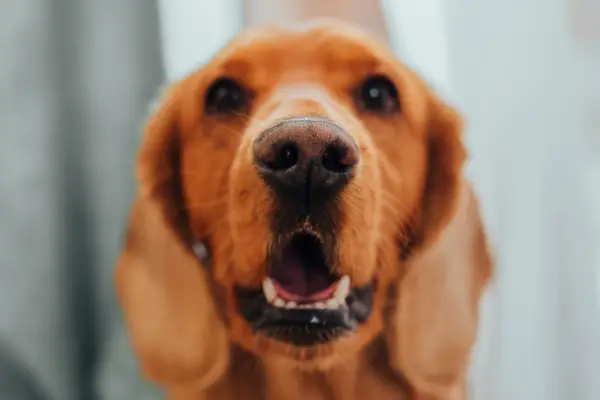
[204,77,248,114]
[355,75,400,114]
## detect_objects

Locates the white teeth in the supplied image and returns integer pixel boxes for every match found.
[273,298,285,308]
[262,275,352,310]
[262,278,277,303]
[325,298,340,309]
[285,301,297,309]
[334,275,351,303]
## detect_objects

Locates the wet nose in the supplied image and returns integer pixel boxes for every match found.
[253,117,359,199]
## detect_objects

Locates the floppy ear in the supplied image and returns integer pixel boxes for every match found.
[386,94,493,399]
[115,84,230,389]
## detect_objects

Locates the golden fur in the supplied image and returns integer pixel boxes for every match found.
[115,20,493,399]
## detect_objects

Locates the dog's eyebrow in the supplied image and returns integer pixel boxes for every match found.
[219,59,253,76]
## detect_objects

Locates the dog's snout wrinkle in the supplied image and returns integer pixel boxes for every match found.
[253,117,358,206]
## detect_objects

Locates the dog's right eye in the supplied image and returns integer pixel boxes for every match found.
[204,77,248,115]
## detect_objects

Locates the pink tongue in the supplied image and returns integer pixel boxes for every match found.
[272,279,337,302]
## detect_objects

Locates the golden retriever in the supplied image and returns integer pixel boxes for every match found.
[115,19,493,400]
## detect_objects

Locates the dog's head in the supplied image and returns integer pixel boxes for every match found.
[116,20,491,391]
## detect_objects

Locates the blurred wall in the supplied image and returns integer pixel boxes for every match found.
[0,0,164,399]
[157,0,242,81]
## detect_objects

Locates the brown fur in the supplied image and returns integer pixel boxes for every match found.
[115,20,493,399]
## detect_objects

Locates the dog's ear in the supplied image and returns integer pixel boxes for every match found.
[115,84,229,389]
[386,93,493,398]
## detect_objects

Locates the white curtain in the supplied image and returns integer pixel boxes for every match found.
[384,0,600,399]
[157,0,242,81]
[158,1,600,399]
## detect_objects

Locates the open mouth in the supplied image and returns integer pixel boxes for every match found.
[236,232,374,346]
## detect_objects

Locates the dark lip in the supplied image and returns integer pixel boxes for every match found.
[235,282,375,346]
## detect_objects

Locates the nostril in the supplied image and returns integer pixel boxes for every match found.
[322,143,357,173]
[266,143,299,171]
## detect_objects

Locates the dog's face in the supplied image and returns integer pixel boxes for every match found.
[120,20,486,390]
[175,23,439,360]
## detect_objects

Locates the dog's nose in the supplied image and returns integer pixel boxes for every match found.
[253,117,359,199]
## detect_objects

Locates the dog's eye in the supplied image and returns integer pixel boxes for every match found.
[355,75,399,114]
[204,77,248,114]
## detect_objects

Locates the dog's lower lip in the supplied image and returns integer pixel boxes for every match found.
[254,307,356,332]
[235,279,374,346]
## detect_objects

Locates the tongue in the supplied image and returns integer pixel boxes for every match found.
[272,279,337,302]
[269,243,336,300]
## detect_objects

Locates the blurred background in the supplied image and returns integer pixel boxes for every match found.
[0,0,599,399]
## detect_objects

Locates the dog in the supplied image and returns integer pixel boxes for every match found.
[115,19,493,400]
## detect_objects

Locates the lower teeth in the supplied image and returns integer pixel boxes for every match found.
[261,276,351,310]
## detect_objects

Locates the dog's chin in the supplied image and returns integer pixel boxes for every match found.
[235,231,376,352]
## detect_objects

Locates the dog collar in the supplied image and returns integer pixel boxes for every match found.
[192,240,212,267]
